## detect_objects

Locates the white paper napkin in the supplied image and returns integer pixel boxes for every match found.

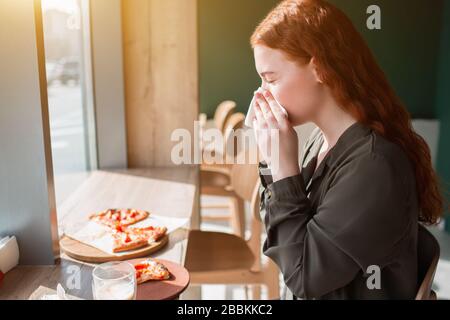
[40,284,68,300]
[0,236,19,274]
[245,88,288,128]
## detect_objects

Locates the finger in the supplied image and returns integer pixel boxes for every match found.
[255,93,278,129]
[262,90,288,124]
[253,118,270,163]
[254,98,268,129]
[252,118,258,140]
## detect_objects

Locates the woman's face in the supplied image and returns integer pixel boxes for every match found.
[253,44,325,125]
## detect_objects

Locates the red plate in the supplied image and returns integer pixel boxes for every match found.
[127,258,190,300]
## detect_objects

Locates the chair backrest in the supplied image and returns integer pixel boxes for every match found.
[415,224,440,300]
[223,112,245,158]
[214,100,236,134]
[248,180,264,271]
[229,160,259,202]
[229,159,263,271]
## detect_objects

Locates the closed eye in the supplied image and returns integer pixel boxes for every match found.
[259,71,277,84]
[260,77,276,84]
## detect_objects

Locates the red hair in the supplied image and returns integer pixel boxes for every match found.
[251,0,443,224]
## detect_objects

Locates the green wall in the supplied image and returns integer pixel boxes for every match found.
[199,0,444,118]
[435,0,450,230]
[328,0,443,118]
[198,0,279,118]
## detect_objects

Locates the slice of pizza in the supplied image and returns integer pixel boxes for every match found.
[111,229,149,253]
[89,209,149,228]
[89,209,113,227]
[118,209,150,226]
[134,259,171,284]
[126,226,168,243]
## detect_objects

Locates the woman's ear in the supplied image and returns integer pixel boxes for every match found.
[310,57,323,84]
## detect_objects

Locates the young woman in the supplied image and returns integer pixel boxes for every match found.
[249,0,443,299]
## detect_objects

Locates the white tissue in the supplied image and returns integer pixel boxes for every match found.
[244,90,288,128]
[0,236,19,274]
[40,295,60,300]
[40,284,68,300]
[56,284,68,300]
[0,236,10,247]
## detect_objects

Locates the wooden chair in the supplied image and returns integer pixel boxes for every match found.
[186,161,280,299]
[199,100,236,137]
[200,113,247,236]
[415,224,440,300]
[214,101,238,133]
[201,112,245,161]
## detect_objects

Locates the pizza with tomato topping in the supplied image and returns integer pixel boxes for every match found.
[110,224,167,252]
[111,227,149,253]
[87,208,168,253]
[134,259,171,284]
[126,226,167,243]
[89,209,149,228]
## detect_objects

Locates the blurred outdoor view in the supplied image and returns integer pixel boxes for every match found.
[41,0,96,204]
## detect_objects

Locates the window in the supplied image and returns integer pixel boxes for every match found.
[41,0,97,204]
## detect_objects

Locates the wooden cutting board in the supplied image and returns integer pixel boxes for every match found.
[60,235,168,263]
[128,258,190,300]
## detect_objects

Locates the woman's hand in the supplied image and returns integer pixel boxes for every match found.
[253,89,300,182]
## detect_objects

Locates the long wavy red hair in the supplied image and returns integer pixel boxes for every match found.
[251,0,443,224]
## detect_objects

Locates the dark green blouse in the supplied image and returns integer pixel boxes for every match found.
[259,122,419,300]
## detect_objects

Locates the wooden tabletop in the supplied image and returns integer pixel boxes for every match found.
[0,167,199,300]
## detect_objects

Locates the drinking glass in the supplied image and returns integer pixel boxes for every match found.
[92,261,137,300]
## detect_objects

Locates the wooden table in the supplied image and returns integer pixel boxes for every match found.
[0,167,199,300]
